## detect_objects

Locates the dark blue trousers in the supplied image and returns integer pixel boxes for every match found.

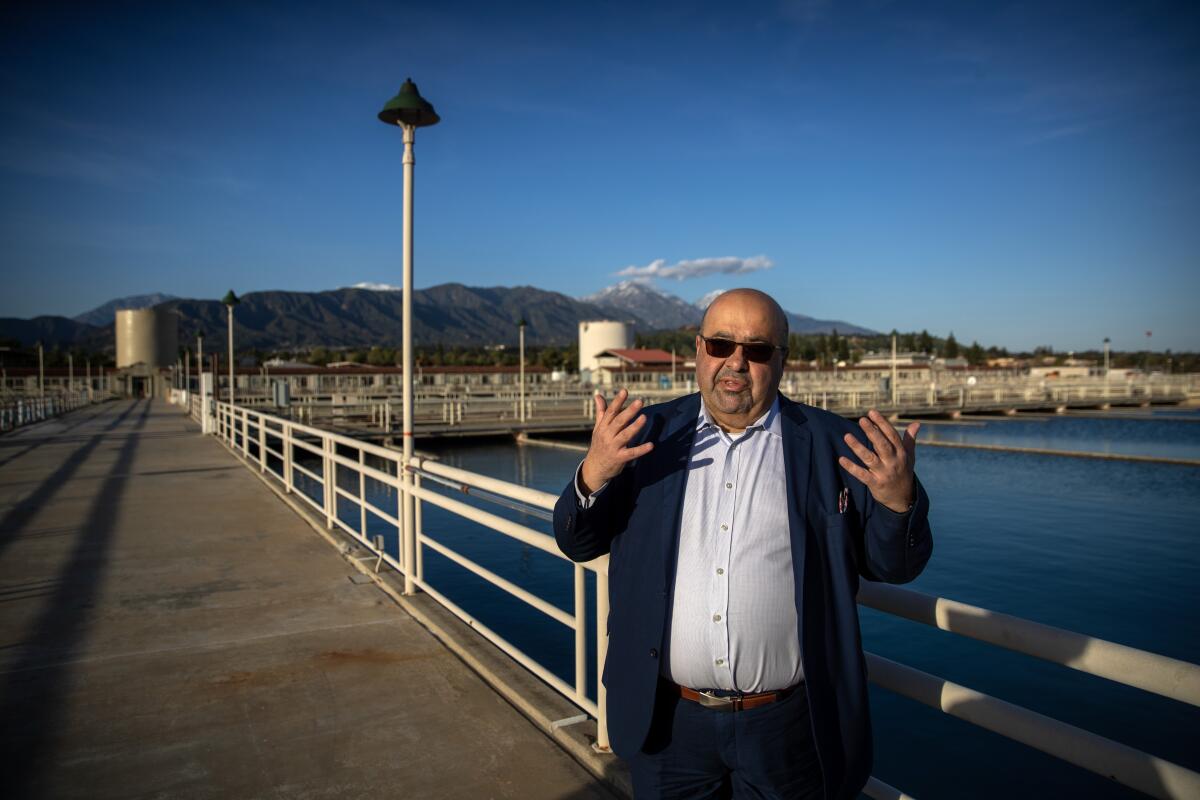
[625,682,825,799]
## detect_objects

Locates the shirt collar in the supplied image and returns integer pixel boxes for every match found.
[697,395,782,439]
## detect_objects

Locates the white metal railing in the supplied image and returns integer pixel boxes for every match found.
[0,390,94,432]
[257,375,1190,432]
[197,399,1200,798]
[202,399,612,749]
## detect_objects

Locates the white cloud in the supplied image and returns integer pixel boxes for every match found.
[616,255,773,281]
[694,289,728,309]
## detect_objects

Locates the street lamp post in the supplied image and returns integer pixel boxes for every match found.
[222,291,240,407]
[1103,337,1111,377]
[37,341,44,398]
[518,317,527,423]
[379,78,440,597]
[68,353,74,394]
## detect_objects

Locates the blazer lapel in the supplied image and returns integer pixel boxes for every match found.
[779,394,812,608]
[655,394,701,580]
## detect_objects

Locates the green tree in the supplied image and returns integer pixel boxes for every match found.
[966,341,986,366]
[944,332,960,359]
[917,329,934,354]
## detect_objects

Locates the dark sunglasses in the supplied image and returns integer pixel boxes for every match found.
[700,335,787,363]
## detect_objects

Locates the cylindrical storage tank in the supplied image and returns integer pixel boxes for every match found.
[116,308,177,368]
[578,320,633,376]
[154,308,178,367]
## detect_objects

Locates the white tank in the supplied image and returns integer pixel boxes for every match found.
[578,320,632,376]
[116,308,178,368]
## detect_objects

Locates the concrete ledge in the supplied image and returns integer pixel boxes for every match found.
[219,435,634,799]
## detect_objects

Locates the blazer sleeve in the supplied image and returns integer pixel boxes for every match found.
[553,462,633,563]
[857,475,933,584]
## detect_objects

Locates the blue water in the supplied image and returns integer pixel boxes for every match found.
[919,408,1200,460]
[286,412,1200,798]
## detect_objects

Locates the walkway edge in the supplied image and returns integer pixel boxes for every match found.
[213,434,633,799]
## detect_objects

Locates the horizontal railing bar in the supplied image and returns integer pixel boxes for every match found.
[415,468,553,523]
[327,449,402,490]
[291,485,325,514]
[862,777,917,800]
[333,484,362,503]
[414,577,598,717]
[407,481,571,562]
[858,582,1200,707]
[291,461,322,484]
[866,653,1200,800]
[290,437,325,457]
[410,455,558,511]
[419,532,575,628]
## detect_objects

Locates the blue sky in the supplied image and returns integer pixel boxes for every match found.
[1,0,1196,351]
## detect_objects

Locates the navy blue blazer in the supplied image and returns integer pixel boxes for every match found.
[553,392,932,800]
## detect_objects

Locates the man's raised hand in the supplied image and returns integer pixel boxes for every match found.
[579,389,655,495]
[838,409,919,514]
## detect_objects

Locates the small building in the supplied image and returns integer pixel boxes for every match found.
[594,348,689,387]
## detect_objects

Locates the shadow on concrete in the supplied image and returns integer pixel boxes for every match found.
[0,401,141,562]
[0,399,151,799]
[0,403,113,470]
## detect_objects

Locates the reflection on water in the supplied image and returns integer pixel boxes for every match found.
[344,412,1199,798]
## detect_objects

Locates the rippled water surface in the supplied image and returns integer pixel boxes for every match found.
[337,410,1200,799]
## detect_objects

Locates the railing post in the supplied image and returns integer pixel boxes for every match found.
[595,567,611,753]
[258,413,266,472]
[324,436,335,530]
[283,423,293,493]
[402,463,416,594]
[574,564,586,703]
[414,472,424,582]
[359,448,368,542]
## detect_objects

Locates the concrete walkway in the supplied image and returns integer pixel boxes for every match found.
[0,399,613,800]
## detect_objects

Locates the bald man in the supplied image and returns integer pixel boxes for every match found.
[554,289,933,799]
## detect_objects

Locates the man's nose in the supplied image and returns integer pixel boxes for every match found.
[725,345,748,370]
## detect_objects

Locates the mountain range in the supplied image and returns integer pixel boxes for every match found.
[0,282,876,351]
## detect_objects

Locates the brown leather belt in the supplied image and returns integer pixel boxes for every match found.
[675,683,797,712]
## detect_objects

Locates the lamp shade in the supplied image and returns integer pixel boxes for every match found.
[221,290,240,307]
[378,78,440,127]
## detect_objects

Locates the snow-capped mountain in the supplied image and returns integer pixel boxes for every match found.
[346,282,402,291]
[581,280,703,329]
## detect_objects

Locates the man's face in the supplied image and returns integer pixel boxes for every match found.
[695,293,785,432]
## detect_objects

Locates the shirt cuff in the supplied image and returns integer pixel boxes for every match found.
[574,460,609,509]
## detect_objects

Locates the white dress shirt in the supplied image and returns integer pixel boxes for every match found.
[663,397,802,692]
[575,396,803,693]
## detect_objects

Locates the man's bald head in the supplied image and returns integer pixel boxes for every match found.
[701,289,789,347]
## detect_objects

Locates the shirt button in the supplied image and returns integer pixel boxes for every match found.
[715,658,725,666]
[725,482,732,489]
[716,568,725,575]
[649,648,658,659]
[712,614,722,622]
[720,524,728,531]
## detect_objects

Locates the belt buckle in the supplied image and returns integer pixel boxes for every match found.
[696,690,736,711]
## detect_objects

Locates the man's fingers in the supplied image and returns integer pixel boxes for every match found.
[614,413,648,446]
[903,421,920,461]
[611,395,645,430]
[838,456,875,487]
[859,415,895,458]
[602,388,628,424]
[592,393,608,429]
[621,441,655,461]
[842,432,877,466]
[868,409,905,451]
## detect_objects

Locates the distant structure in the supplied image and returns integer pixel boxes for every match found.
[115,308,177,397]
[578,320,632,384]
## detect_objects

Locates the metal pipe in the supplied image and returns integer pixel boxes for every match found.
[857,582,1200,706]
[866,653,1200,799]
